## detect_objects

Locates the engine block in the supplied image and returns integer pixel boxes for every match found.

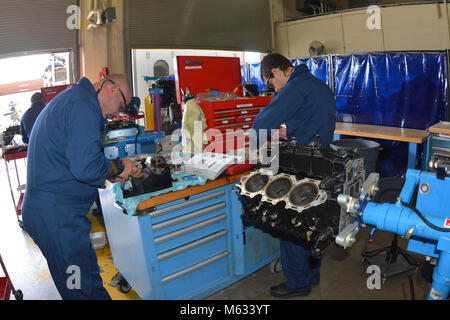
[236,140,365,258]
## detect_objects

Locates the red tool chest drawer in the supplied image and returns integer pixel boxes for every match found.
[213,117,235,126]
[236,114,257,123]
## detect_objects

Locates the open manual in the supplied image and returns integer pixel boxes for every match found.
[183,152,238,180]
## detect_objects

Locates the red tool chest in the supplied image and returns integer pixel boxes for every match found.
[174,56,272,153]
[41,84,70,103]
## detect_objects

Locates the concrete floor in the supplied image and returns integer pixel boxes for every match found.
[0,158,433,300]
[207,227,431,300]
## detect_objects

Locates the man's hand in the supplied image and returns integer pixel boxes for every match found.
[278,126,287,141]
[118,159,143,179]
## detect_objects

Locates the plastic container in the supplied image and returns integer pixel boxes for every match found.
[330,139,380,177]
[145,95,155,131]
[90,232,108,250]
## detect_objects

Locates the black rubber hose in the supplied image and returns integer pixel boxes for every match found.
[401,201,450,233]
[374,177,450,232]
[134,124,140,155]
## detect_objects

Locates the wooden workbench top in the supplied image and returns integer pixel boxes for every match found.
[136,171,250,212]
[335,122,428,144]
[428,121,450,136]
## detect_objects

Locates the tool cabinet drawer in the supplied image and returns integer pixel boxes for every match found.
[158,229,228,278]
[236,114,256,123]
[215,121,253,132]
[153,211,228,254]
[237,107,259,115]
[213,117,236,126]
[149,189,226,225]
[162,251,230,299]
[429,135,450,153]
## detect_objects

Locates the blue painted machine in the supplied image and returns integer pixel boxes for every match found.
[337,153,450,300]
[102,95,166,160]
[103,122,165,160]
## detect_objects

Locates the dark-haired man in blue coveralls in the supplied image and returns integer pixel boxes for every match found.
[20,92,46,144]
[22,75,142,300]
[252,53,336,298]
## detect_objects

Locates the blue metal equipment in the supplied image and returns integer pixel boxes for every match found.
[337,160,450,300]
[103,125,165,160]
[101,95,165,160]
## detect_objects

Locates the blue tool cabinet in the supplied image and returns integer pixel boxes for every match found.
[98,181,279,299]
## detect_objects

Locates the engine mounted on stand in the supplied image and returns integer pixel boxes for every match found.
[236,137,365,258]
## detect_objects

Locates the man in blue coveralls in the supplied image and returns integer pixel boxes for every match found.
[22,74,142,300]
[20,92,46,144]
[252,53,336,298]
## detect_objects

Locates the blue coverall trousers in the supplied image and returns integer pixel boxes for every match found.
[280,239,321,291]
[22,188,111,300]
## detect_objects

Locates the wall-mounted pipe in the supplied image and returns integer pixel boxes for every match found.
[445,0,450,47]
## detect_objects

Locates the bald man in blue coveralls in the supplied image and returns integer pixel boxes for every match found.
[22,75,142,300]
[252,53,336,298]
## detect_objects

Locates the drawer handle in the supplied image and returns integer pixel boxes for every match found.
[152,202,226,231]
[161,251,229,283]
[150,190,225,218]
[433,135,450,142]
[154,214,226,244]
[432,146,450,152]
[157,230,228,261]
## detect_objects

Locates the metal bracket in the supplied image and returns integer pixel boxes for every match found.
[359,172,380,202]
[335,222,360,249]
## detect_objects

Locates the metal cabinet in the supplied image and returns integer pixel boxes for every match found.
[99,182,279,300]
[424,133,450,171]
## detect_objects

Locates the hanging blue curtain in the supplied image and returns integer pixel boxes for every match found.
[241,64,247,85]
[334,52,447,177]
[334,52,447,129]
[295,57,331,87]
[248,62,266,94]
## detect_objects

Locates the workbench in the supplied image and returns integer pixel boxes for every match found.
[98,172,280,299]
[333,122,429,169]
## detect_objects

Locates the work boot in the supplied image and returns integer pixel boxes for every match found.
[269,283,311,298]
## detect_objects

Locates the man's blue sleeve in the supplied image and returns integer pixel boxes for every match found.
[64,101,111,186]
[252,83,304,137]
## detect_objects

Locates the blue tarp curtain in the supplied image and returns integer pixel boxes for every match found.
[241,65,247,85]
[293,57,330,87]
[241,52,447,177]
[334,52,447,177]
[248,62,265,94]
[334,53,447,130]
